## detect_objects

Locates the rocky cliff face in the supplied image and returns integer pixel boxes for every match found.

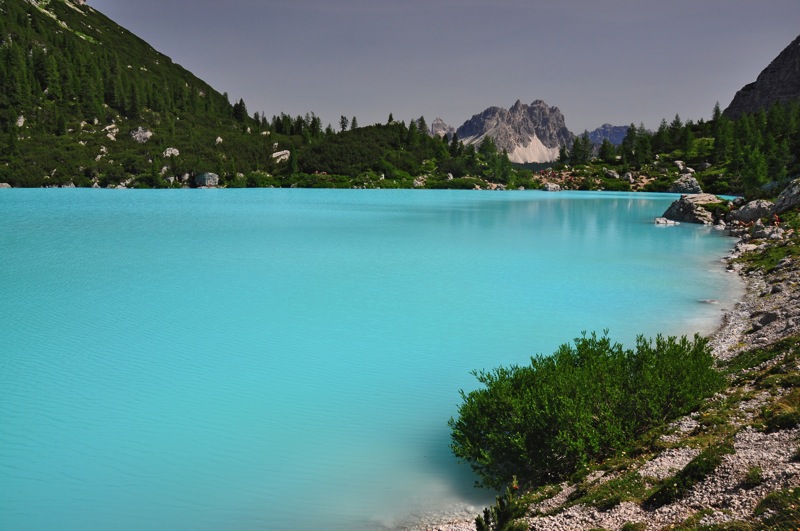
[724,34,800,119]
[430,117,455,139]
[455,100,574,163]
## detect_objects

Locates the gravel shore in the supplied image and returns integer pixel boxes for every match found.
[408,230,800,531]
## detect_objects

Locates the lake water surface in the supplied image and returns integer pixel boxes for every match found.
[0,189,742,530]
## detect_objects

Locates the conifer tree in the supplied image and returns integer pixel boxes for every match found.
[669,114,683,150]
[741,146,768,196]
[4,43,31,109]
[652,119,670,154]
[233,98,248,122]
[44,55,63,101]
[620,124,637,166]
[449,132,462,156]
[406,119,419,145]
[417,116,428,136]
[635,123,653,167]
[570,131,592,165]
[598,138,616,163]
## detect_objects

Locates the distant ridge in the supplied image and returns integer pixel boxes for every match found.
[724,34,800,118]
[587,124,628,146]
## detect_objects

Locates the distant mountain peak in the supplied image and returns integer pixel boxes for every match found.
[455,100,573,163]
[430,117,455,139]
[724,34,800,119]
[587,124,628,146]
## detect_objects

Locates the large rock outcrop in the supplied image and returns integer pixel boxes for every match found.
[662,194,723,224]
[772,177,800,215]
[724,34,800,119]
[456,100,574,163]
[728,199,774,224]
[668,175,703,194]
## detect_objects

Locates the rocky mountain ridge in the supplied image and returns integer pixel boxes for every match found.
[587,123,629,146]
[455,100,574,164]
[430,117,455,139]
[432,103,628,164]
[724,33,800,118]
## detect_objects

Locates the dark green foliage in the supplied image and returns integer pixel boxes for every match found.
[644,177,676,193]
[644,443,734,508]
[475,478,528,531]
[763,388,800,432]
[600,177,631,192]
[598,138,616,164]
[734,239,800,272]
[754,488,800,528]
[569,131,592,165]
[742,466,763,489]
[450,332,724,489]
[610,100,800,198]
[568,472,649,511]
[232,99,248,122]
[724,337,800,375]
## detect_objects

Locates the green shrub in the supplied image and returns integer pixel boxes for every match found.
[449,332,724,489]
[475,477,528,531]
[643,178,673,192]
[600,178,632,192]
[742,466,763,489]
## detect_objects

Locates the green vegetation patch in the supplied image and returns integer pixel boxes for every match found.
[475,478,528,531]
[742,466,764,489]
[754,487,800,529]
[700,201,732,217]
[449,331,725,489]
[736,241,800,273]
[724,336,800,377]
[567,471,650,511]
[762,388,800,432]
[644,442,734,508]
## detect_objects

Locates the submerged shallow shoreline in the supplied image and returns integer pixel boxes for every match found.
[409,230,800,530]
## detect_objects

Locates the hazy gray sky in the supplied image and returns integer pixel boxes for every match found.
[89,0,799,133]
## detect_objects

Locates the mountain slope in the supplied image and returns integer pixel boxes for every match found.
[724,33,800,119]
[456,100,574,164]
[0,0,532,189]
[0,0,276,187]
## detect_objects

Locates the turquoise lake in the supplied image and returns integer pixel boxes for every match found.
[0,189,742,530]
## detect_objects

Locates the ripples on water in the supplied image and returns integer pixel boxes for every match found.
[0,189,741,530]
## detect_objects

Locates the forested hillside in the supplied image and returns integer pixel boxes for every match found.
[0,0,523,189]
[0,0,241,187]
[1,0,798,197]
[557,102,800,198]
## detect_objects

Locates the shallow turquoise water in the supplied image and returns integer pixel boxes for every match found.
[0,189,741,530]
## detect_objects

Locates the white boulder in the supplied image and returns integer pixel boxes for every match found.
[271,150,290,163]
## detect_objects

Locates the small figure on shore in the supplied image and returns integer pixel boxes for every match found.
[773,213,781,227]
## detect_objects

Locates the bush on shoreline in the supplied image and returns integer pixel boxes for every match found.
[449,331,724,490]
